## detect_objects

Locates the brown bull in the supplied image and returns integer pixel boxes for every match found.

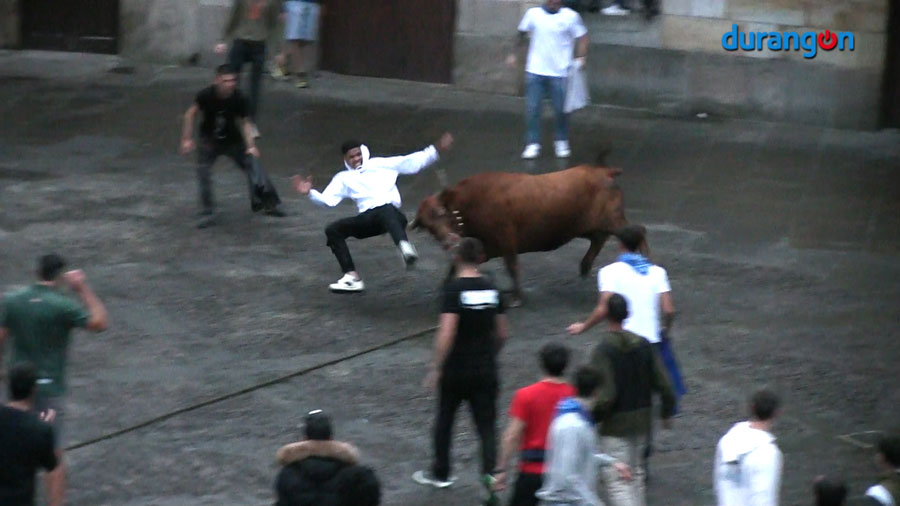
[410,162,628,306]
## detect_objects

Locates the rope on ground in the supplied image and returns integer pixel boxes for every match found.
[65,325,438,452]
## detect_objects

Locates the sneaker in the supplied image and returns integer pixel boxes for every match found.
[412,470,456,489]
[601,4,631,15]
[270,65,287,80]
[295,74,309,88]
[399,240,418,269]
[264,207,287,217]
[554,140,571,158]
[521,143,540,159]
[329,274,364,293]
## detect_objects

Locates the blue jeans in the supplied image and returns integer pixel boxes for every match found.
[525,72,568,145]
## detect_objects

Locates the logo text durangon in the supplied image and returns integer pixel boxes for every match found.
[722,24,855,59]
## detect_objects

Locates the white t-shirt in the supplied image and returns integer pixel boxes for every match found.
[518,7,587,78]
[598,261,671,343]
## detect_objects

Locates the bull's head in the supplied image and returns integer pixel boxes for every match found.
[409,194,461,250]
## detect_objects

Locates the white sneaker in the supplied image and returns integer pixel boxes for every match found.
[602,4,631,15]
[554,140,571,158]
[521,143,540,159]
[399,240,418,269]
[329,274,364,292]
[412,470,457,489]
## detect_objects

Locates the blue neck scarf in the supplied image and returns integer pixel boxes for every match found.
[618,252,652,275]
[555,398,594,424]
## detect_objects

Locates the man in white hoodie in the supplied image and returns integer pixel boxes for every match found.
[714,389,783,506]
[536,367,632,506]
[292,133,453,292]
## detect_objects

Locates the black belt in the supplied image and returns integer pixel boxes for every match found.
[520,449,545,463]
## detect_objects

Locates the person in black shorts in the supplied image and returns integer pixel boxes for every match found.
[0,363,58,506]
[413,237,509,498]
[180,64,284,228]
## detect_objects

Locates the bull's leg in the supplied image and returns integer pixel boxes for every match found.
[580,232,610,277]
[504,254,523,308]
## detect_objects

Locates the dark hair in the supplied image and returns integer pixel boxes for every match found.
[749,389,780,421]
[454,237,485,265]
[9,362,38,401]
[539,343,569,377]
[878,431,900,468]
[337,465,381,506]
[813,476,847,506]
[304,410,333,441]
[215,63,236,76]
[572,367,602,398]
[607,293,629,324]
[614,225,646,252]
[38,254,66,281]
[341,139,362,155]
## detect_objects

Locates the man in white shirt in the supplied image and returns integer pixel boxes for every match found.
[713,390,783,506]
[508,0,588,160]
[292,133,453,292]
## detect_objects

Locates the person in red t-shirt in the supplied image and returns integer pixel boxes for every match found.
[493,343,575,506]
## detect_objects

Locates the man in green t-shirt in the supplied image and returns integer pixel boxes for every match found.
[0,254,108,506]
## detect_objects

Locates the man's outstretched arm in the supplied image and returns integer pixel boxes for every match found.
[386,133,453,175]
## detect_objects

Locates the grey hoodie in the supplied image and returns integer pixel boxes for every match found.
[536,401,616,506]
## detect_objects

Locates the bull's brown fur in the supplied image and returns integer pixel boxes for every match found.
[411,164,627,305]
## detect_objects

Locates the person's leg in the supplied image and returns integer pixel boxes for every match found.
[248,41,266,121]
[378,205,410,245]
[524,72,543,147]
[227,38,247,76]
[34,394,66,506]
[226,145,282,212]
[509,472,543,506]
[600,435,646,506]
[294,41,312,87]
[324,209,386,275]
[196,142,220,217]
[467,380,499,476]
[433,380,465,480]
[548,76,568,143]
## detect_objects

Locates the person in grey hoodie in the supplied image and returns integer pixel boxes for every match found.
[536,367,632,506]
[713,389,783,506]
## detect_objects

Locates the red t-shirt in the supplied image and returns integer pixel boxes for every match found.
[509,380,576,474]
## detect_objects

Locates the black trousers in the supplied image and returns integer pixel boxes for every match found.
[509,471,543,506]
[228,38,266,120]
[325,204,408,273]
[196,141,281,214]
[432,376,498,480]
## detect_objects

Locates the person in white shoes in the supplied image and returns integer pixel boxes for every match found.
[508,0,588,160]
[292,133,454,292]
[714,389,783,506]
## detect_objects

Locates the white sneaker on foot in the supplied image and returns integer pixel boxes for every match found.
[521,143,540,159]
[329,274,364,292]
[601,4,631,15]
[412,470,457,489]
[554,140,571,158]
[399,240,418,269]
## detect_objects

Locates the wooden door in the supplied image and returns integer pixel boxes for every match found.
[320,0,455,84]
[22,0,119,54]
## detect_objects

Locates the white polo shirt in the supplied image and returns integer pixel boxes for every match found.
[598,261,671,343]
[518,7,587,78]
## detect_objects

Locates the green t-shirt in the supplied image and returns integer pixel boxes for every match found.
[1,284,89,396]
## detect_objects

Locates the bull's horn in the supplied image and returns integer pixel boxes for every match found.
[408,217,419,230]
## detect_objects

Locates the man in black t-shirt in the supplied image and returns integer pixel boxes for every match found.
[180,64,284,228]
[0,363,58,506]
[413,238,509,496]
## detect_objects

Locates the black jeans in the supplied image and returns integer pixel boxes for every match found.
[432,376,498,480]
[228,38,266,120]
[325,204,408,273]
[196,141,281,214]
[509,471,542,506]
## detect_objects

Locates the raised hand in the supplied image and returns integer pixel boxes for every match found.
[436,133,454,153]
[291,175,313,195]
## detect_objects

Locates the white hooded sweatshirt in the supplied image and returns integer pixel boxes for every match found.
[714,421,783,506]
[309,144,439,213]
